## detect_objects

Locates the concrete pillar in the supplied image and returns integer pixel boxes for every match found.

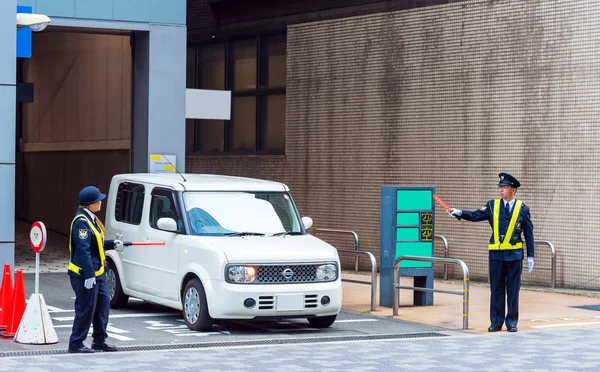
[132,24,187,173]
[0,0,17,272]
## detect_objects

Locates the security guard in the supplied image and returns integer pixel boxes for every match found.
[449,173,534,333]
[68,186,123,353]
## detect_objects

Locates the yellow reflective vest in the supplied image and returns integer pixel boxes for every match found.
[488,199,523,250]
[68,214,106,277]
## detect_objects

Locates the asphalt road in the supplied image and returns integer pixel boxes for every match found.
[0,273,451,354]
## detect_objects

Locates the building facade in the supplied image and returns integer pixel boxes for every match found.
[186,0,600,290]
[1,0,187,268]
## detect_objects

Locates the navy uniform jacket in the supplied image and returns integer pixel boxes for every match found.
[68,210,114,280]
[458,199,534,261]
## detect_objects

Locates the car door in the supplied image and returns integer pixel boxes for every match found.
[124,187,182,301]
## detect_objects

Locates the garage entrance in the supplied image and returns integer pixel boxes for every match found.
[14,29,132,269]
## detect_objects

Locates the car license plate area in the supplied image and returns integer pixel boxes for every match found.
[276,294,304,311]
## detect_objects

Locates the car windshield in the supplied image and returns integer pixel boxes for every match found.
[183,191,303,236]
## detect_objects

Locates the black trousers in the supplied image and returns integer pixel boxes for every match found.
[489,258,522,328]
[68,276,109,349]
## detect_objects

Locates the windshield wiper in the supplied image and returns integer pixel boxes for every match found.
[224,232,265,237]
[271,231,304,237]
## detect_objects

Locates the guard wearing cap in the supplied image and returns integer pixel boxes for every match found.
[68,186,123,353]
[448,173,534,333]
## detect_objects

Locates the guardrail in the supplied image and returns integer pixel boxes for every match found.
[393,256,470,330]
[534,240,556,288]
[338,250,377,311]
[311,228,360,272]
[435,235,449,280]
[311,228,377,311]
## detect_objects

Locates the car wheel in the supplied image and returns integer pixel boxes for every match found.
[106,259,129,309]
[307,314,337,328]
[183,278,214,331]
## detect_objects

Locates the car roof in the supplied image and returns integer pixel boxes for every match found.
[111,173,290,192]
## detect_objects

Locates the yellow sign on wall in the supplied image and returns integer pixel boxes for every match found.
[149,154,177,174]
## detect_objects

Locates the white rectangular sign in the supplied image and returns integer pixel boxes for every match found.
[149,154,176,174]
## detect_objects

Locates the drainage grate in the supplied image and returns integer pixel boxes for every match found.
[0,332,447,358]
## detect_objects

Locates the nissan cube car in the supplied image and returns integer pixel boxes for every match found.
[104,173,342,331]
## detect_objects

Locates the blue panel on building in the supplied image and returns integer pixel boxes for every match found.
[16,5,32,59]
[38,0,75,18]
[75,0,113,20]
[17,0,36,11]
[114,0,150,22]
[150,0,186,25]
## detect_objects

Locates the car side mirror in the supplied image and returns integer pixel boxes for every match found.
[157,217,178,232]
[301,216,313,230]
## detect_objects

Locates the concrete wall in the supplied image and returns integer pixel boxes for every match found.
[186,0,600,290]
[132,24,187,174]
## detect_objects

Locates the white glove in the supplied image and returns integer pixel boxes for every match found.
[84,277,96,289]
[114,239,124,252]
[527,257,534,273]
[449,208,462,219]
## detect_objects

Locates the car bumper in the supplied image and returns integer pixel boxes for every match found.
[205,280,342,319]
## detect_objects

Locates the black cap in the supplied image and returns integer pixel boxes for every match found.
[498,173,520,188]
[78,186,107,206]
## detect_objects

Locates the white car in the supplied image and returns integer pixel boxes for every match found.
[104,173,342,331]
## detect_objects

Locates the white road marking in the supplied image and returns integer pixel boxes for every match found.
[334,319,378,323]
[53,312,178,321]
[532,321,600,329]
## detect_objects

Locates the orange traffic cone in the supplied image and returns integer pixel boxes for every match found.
[0,264,13,331]
[0,264,7,308]
[1,270,26,339]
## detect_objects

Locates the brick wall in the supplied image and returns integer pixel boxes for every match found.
[186,0,600,289]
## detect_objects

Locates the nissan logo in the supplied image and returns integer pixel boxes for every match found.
[281,268,294,279]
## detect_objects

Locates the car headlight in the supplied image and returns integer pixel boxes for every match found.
[316,264,338,281]
[227,265,256,283]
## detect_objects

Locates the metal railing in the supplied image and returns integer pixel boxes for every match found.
[311,228,360,272]
[393,256,470,330]
[435,235,449,280]
[338,250,378,311]
[311,228,377,311]
[534,240,556,288]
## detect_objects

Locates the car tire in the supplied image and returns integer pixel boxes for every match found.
[106,259,129,309]
[182,278,214,331]
[307,314,337,328]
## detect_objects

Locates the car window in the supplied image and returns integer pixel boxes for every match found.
[115,182,145,225]
[184,191,301,236]
[149,188,182,232]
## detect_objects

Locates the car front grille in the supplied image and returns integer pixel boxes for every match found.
[256,264,318,284]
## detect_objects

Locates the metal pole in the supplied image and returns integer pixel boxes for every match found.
[338,250,378,311]
[436,235,449,280]
[393,259,400,316]
[459,260,470,330]
[352,231,359,273]
[35,251,40,294]
[534,240,556,288]
[392,255,470,330]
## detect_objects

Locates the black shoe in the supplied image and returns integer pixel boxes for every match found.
[68,346,95,353]
[92,342,118,352]
[488,325,502,332]
[507,326,518,332]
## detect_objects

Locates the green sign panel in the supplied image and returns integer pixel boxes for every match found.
[395,189,433,268]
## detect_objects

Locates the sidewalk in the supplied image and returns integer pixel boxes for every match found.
[341,272,600,333]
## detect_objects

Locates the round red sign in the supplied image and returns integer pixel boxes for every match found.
[30,221,47,253]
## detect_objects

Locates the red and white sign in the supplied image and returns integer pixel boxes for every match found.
[29,221,47,253]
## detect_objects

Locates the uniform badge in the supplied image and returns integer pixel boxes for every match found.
[479,206,487,211]
[78,229,89,240]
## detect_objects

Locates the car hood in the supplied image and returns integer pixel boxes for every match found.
[202,235,339,263]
